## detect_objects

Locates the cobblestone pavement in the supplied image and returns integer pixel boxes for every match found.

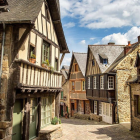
[56,118,140,140]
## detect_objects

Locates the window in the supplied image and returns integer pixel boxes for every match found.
[72,81,75,91]
[55,58,58,71]
[99,102,102,115]
[75,64,78,72]
[82,81,85,91]
[29,45,35,58]
[134,95,140,117]
[108,76,114,89]
[100,76,104,89]
[92,60,95,66]
[88,77,90,89]
[94,101,97,114]
[93,76,96,89]
[42,42,50,62]
[61,91,63,99]
[41,96,52,128]
[103,59,108,64]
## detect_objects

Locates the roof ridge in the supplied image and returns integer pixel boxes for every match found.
[73,52,87,54]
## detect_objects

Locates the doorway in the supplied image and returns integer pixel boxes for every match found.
[71,103,75,117]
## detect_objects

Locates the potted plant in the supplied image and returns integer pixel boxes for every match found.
[29,54,36,63]
[42,59,50,69]
[51,117,61,125]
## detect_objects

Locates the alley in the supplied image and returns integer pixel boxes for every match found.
[56,118,140,140]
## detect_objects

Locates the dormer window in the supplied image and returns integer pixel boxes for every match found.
[103,59,108,64]
[92,60,95,66]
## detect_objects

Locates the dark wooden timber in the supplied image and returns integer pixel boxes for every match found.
[37,98,41,136]
[60,53,65,65]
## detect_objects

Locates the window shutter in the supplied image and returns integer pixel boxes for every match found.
[85,77,88,89]
[104,74,108,90]
[96,75,100,89]
[90,76,93,89]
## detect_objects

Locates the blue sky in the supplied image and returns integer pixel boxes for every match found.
[60,0,140,66]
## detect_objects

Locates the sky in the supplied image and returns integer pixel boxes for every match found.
[60,0,140,66]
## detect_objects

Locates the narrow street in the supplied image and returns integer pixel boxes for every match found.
[56,118,140,140]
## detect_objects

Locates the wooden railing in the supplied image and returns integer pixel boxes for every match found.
[15,59,62,89]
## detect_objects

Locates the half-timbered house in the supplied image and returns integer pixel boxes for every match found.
[85,43,125,124]
[0,0,69,139]
[60,65,70,117]
[68,52,90,117]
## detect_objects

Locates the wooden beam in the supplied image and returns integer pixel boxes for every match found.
[60,53,65,65]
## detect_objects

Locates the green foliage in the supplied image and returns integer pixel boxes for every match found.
[42,59,50,66]
[31,54,36,59]
[51,117,61,125]
[50,66,54,73]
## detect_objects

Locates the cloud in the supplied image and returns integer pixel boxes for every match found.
[61,57,71,66]
[99,26,140,45]
[64,22,75,28]
[90,37,95,40]
[60,0,140,29]
[80,40,86,45]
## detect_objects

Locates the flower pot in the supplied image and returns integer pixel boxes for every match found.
[29,58,36,63]
[42,63,47,68]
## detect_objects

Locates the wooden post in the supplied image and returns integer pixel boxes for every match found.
[23,98,30,140]
[55,92,60,119]
[60,53,65,65]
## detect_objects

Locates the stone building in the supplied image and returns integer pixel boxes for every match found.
[113,39,140,123]
[60,65,70,117]
[0,0,69,140]
[127,47,140,132]
[68,52,90,117]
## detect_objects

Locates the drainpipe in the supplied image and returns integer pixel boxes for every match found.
[128,84,132,131]
[115,74,119,123]
[0,23,6,89]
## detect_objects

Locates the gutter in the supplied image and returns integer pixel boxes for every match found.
[0,23,6,89]
[115,74,119,123]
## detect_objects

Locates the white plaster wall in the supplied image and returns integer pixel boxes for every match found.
[38,11,42,34]
[51,45,55,68]
[41,2,46,16]
[30,32,36,46]
[42,18,47,36]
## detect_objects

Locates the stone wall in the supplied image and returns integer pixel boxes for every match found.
[114,44,140,123]
[74,113,102,122]
[130,83,140,132]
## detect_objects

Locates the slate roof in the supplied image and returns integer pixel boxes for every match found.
[89,45,125,73]
[73,52,87,76]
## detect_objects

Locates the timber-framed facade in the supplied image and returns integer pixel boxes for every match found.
[0,0,69,140]
[68,52,90,117]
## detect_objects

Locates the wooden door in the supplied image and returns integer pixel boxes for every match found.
[71,103,74,117]
[29,98,37,140]
[12,99,23,140]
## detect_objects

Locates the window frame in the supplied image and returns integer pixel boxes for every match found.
[29,44,35,59]
[74,64,78,72]
[93,76,96,89]
[108,76,114,89]
[42,41,50,63]
[92,60,95,66]
[55,58,58,71]
[103,59,108,64]
[100,76,104,89]
[88,77,90,89]
[72,81,75,91]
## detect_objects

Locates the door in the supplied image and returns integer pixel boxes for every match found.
[12,99,23,140]
[71,103,74,117]
[29,98,37,140]
[60,105,63,117]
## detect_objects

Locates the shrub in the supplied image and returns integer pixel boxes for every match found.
[51,117,61,125]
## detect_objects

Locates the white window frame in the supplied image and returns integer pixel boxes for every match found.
[88,77,90,89]
[94,101,97,114]
[93,76,96,89]
[100,76,104,89]
[108,76,114,89]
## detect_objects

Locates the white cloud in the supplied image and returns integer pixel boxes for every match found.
[64,22,75,28]
[90,37,95,40]
[61,57,71,66]
[80,40,86,45]
[99,26,140,45]
[60,0,140,29]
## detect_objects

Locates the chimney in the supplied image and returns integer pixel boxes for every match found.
[138,36,140,42]
[108,42,115,45]
[124,41,132,55]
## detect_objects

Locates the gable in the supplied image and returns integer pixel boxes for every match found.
[86,48,101,76]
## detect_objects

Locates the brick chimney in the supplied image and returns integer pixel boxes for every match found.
[138,36,140,42]
[108,42,115,45]
[124,41,132,55]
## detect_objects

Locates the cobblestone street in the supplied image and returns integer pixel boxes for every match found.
[56,118,140,140]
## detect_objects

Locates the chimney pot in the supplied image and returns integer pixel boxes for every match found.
[138,36,140,42]
[128,41,131,46]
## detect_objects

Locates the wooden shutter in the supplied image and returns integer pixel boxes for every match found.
[85,77,88,89]
[96,75,100,89]
[90,76,93,89]
[104,74,108,90]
